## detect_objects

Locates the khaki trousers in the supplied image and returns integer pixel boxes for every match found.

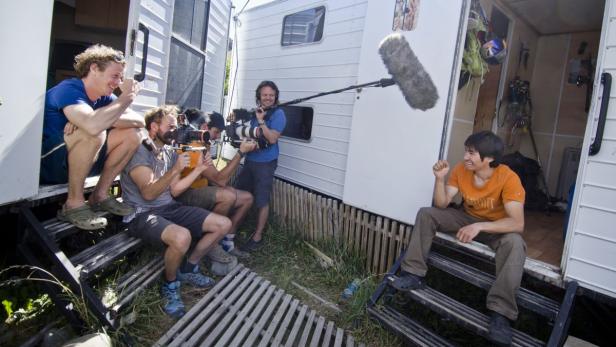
[401,207,526,321]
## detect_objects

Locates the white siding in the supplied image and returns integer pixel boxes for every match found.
[232,0,369,198]
[202,0,232,112]
[127,0,174,114]
[564,0,616,299]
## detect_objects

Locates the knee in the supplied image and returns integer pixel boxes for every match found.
[206,214,232,235]
[218,188,236,206]
[499,233,526,255]
[237,190,253,208]
[168,226,192,253]
[112,128,141,149]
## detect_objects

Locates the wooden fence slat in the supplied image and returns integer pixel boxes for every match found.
[365,215,375,272]
[387,221,398,271]
[379,218,390,275]
[349,208,357,252]
[333,200,340,244]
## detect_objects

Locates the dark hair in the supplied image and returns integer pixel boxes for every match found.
[183,108,206,129]
[207,112,225,130]
[255,80,280,106]
[464,131,504,168]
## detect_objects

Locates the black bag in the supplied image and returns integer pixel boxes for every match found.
[500,151,548,211]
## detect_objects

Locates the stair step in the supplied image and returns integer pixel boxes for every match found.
[387,277,545,347]
[368,304,456,347]
[428,252,560,320]
[70,231,142,278]
[111,256,165,313]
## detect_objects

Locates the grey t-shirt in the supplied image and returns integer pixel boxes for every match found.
[120,144,177,220]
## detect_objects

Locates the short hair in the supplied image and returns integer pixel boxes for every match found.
[73,44,126,78]
[208,112,225,130]
[183,108,226,131]
[464,131,504,168]
[144,105,179,130]
[255,80,280,106]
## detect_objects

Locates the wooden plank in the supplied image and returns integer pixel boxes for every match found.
[396,223,405,257]
[299,309,317,347]
[387,221,398,270]
[372,217,382,274]
[379,218,390,275]
[334,328,344,347]
[215,280,272,347]
[349,207,357,252]
[310,316,326,347]
[333,200,340,243]
[327,198,333,240]
[245,290,288,344]
[271,298,300,346]
[284,304,308,347]
[316,196,323,240]
[228,285,278,347]
[322,321,335,347]
[155,265,246,347]
[185,271,259,346]
[354,210,362,254]
[258,293,293,347]
[366,215,375,272]
[342,204,350,246]
[200,273,262,346]
[346,334,355,347]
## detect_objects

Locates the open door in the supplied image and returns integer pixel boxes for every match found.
[563,0,616,299]
[0,0,54,205]
[343,0,470,224]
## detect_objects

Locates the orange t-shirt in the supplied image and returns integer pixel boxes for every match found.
[447,163,525,221]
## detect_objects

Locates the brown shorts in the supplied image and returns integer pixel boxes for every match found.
[176,186,218,211]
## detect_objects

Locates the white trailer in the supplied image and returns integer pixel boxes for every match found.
[230,0,616,305]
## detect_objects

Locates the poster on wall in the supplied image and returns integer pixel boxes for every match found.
[392,0,420,31]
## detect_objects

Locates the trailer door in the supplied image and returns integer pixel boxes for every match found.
[0,0,54,206]
[563,0,616,299]
[343,0,469,224]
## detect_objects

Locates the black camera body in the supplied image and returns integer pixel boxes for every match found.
[225,108,269,149]
[174,125,210,145]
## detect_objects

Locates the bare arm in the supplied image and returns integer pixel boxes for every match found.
[169,152,209,197]
[255,108,282,144]
[206,141,257,187]
[112,108,145,128]
[456,201,525,243]
[130,152,189,201]
[63,79,140,136]
[432,160,458,208]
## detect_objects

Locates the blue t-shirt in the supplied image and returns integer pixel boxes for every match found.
[246,107,286,162]
[43,78,116,148]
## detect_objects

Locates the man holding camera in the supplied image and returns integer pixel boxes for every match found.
[120,105,232,318]
[175,109,257,259]
[40,44,144,230]
[234,80,287,252]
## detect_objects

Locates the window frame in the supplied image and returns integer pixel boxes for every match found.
[280,6,326,48]
[165,0,211,108]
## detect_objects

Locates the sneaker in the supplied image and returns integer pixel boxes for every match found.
[177,264,216,288]
[228,247,250,259]
[390,271,425,292]
[240,237,263,252]
[206,244,236,264]
[161,280,185,319]
[488,311,513,346]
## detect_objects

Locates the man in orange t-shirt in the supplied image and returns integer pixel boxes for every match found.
[392,131,526,346]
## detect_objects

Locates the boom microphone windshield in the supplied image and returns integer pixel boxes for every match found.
[379,33,439,111]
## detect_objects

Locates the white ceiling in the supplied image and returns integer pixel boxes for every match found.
[503,0,605,35]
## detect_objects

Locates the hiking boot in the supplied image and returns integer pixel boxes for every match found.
[161,280,185,319]
[390,271,425,292]
[205,244,236,264]
[177,264,216,288]
[228,247,250,259]
[488,311,513,346]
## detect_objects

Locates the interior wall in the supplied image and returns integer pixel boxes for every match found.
[447,0,539,165]
[516,31,600,197]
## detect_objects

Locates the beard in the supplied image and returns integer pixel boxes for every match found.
[157,130,175,145]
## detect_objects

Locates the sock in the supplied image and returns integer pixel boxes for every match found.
[165,278,177,284]
[222,234,235,252]
[180,260,198,273]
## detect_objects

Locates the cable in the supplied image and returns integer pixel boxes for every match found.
[236,0,250,17]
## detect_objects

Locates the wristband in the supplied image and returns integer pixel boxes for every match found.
[238,150,245,158]
[258,121,265,126]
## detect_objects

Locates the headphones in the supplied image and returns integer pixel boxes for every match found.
[255,80,280,106]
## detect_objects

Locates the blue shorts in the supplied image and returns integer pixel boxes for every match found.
[235,160,277,209]
[39,132,107,184]
[127,202,210,249]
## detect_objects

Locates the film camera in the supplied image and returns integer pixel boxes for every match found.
[225,108,269,149]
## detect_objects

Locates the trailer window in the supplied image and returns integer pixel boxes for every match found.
[280,106,313,141]
[166,0,210,108]
[281,7,325,46]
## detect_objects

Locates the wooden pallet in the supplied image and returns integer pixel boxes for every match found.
[155,264,364,347]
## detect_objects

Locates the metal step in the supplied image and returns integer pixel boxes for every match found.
[387,278,545,347]
[368,304,456,347]
[69,231,142,278]
[428,252,560,320]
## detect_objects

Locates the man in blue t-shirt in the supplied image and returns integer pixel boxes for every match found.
[41,44,144,230]
[235,81,286,251]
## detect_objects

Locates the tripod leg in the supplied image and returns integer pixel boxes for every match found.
[527,125,552,208]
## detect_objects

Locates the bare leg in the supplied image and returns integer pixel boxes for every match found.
[91,128,141,202]
[229,189,253,234]
[64,129,106,210]
[212,187,235,216]
[160,225,192,281]
[186,213,231,264]
[252,205,269,242]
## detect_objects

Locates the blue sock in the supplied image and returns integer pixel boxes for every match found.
[222,234,235,252]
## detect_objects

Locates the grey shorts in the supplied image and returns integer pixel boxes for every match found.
[235,160,277,208]
[127,201,210,249]
[176,186,218,211]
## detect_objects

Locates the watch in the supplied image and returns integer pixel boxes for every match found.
[238,150,245,158]
[258,120,265,126]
